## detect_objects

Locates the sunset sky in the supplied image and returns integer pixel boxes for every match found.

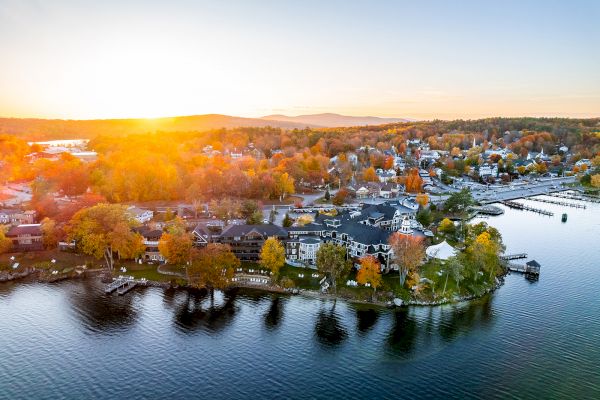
[0,0,599,120]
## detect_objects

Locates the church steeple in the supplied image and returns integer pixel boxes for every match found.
[472,137,477,148]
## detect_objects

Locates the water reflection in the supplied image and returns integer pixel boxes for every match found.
[355,307,379,334]
[264,296,284,330]
[314,302,348,346]
[67,279,140,333]
[387,307,418,355]
[173,288,238,333]
[438,295,494,342]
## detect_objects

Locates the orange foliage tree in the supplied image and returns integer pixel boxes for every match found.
[389,233,425,286]
[356,256,382,296]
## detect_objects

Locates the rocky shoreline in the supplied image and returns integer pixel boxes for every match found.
[1,267,507,308]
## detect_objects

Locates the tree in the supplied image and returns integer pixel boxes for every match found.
[187,243,239,292]
[362,167,379,182]
[416,208,432,227]
[269,207,277,224]
[591,174,600,188]
[405,168,423,193]
[324,188,331,201]
[415,193,429,208]
[444,188,474,213]
[389,233,425,287]
[356,256,382,297]
[259,237,286,278]
[0,226,12,254]
[316,243,349,296]
[282,213,293,227]
[66,203,144,271]
[246,210,264,224]
[442,256,464,295]
[158,217,192,265]
[40,217,59,249]
[332,188,349,206]
[439,218,455,234]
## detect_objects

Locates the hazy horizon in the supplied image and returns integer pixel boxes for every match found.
[1,0,599,120]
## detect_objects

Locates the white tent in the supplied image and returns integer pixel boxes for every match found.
[426,240,458,261]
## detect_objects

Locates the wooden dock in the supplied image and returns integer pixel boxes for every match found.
[500,253,527,260]
[526,197,586,209]
[104,276,147,295]
[501,201,554,216]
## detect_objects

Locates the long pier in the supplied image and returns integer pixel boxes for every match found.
[526,197,586,209]
[500,253,527,260]
[549,192,600,203]
[501,201,554,216]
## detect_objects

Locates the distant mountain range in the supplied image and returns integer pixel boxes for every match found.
[0,113,412,140]
[260,113,411,127]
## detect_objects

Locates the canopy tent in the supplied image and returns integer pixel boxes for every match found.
[426,240,458,261]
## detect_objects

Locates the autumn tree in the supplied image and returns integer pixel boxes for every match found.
[415,193,429,208]
[40,217,60,249]
[356,256,382,297]
[316,243,350,296]
[438,218,455,234]
[158,217,193,265]
[389,233,425,287]
[591,174,600,188]
[405,168,423,193]
[0,226,12,254]
[187,243,240,292]
[362,167,379,182]
[66,203,144,271]
[259,237,286,278]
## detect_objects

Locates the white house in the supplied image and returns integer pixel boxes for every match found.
[127,206,154,224]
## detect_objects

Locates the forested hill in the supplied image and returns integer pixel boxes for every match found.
[0,114,311,140]
[0,115,598,142]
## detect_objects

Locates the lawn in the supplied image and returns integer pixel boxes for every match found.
[0,250,99,272]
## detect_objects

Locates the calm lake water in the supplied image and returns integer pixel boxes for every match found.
[1,195,599,399]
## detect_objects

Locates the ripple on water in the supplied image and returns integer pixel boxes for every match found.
[0,204,599,399]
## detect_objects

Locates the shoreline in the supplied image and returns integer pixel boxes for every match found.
[0,267,507,308]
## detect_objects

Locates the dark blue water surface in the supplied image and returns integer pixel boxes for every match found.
[1,195,599,399]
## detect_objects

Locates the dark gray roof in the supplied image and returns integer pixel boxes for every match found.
[220,224,287,238]
[526,260,541,268]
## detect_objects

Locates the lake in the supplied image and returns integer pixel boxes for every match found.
[1,195,599,399]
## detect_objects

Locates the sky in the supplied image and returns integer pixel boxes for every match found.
[0,0,599,120]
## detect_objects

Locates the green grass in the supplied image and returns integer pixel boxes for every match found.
[113,262,176,282]
[0,250,99,272]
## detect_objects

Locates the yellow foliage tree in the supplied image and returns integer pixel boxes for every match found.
[415,193,429,207]
[259,237,286,278]
[439,218,455,233]
[591,174,600,188]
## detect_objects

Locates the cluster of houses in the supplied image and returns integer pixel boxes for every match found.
[1,209,43,251]
[24,139,97,163]
[182,200,429,270]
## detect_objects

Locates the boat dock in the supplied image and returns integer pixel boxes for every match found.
[549,192,600,203]
[500,253,527,260]
[470,205,505,215]
[501,201,554,216]
[507,260,541,276]
[104,276,148,295]
[526,197,586,209]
